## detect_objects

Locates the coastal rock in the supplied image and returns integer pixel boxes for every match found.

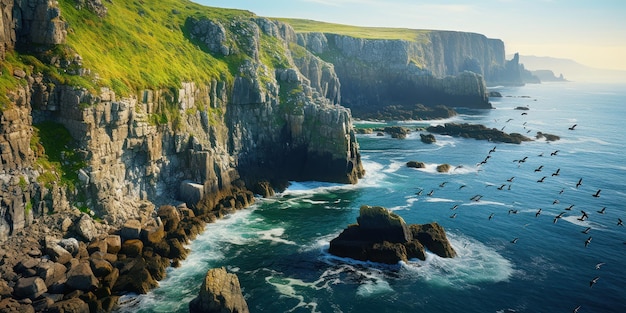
[46,298,90,313]
[488,91,503,97]
[104,235,122,254]
[329,205,455,263]
[382,126,411,139]
[420,133,436,144]
[406,161,426,169]
[113,257,158,294]
[436,164,452,173]
[65,262,98,291]
[189,267,249,313]
[14,276,47,299]
[75,214,97,242]
[536,132,560,141]
[427,123,532,144]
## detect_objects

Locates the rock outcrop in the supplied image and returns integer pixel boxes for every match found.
[329,206,456,264]
[189,267,249,313]
[427,123,532,144]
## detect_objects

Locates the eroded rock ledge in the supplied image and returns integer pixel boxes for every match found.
[329,206,456,264]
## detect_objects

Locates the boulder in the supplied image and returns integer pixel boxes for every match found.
[383,126,410,139]
[121,239,144,257]
[157,205,181,232]
[89,258,114,277]
[46,243,73,265]
[105,235,122,254]
[65,262,98,291]
[0,279,13,297]
[189,267,249,313]
[14,276,47,299]
[58,238,80,256]
[436,164,452,173]
[36,260,67,287]
[420,133,436,144]
[329,206,455,263]
[406,161,426,169]
[76,214,97,242]
[113,257,158,294]
[120,220,142,240]
[46,298,90,313]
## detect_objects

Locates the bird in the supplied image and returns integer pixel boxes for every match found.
[470,194,483,201]
[489,146,497,154]
[581,227,591,234]
[497,184,506,190]
[592,189,601,198]
[537,176,546,183]
[554,212,566,224]
[569,124,577,130]
[573,305,581,313]
[559,189,565,195]
[521,112,528,115]
[450,204,459,210]
[459,185,466,190]
[510,237,519,244]
[450,213,457,219]
[488,213,495,220]
[565,204,575,211]
[597,207,606,214]
[589,276,599,287]
[501,126,506,131]
[523,122,527,126]
[507,176,515,182]
[595,262,605,270]
[618,218,624,226]
[535,208,542,217]
[508,209,519,215]
[576,178,583,188]
[551,150,560,156]
[416,188,423,196]
[439,182,448,188]
[553,199,560,205]
[551,168,560,176]
[534,165,544,172]
[538,152,544,157]
[578,211,589,221]
[506,118,514,123]
[585,236,592,247]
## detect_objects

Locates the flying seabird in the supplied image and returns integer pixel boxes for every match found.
[510,237,519,244]
[508,209,519,215]
[551,150,559,156]
[498,184,507,190]
[553,199,560,205]
[585,236,592,247]
[569,124,577,130]
[439,182,448,188]
[538,152,544,157]
[578,211,589,221]
[559,189,565,195]
[576,178,583,188]
[450,204,459,210]
[554,212,566,224]
[534,165,544,172]
[581,227,591,234]
[507,176,515,182]
[470,194,483,201]
[537,176,546,183]
[565,204,575,211]
[595,262,605,270]
[573,305,581,313]
[535,208,542,217]
[589,276,599,287]
[427,190,434,197]
[459,185,466,190]
[488,213,495,220]
[450,213,457,219]
[592,189,601,198]
[597,207,606,214]
[416,189,423,196]
[552,168,561,176]
[521,112,528,115]
[489,146,497,154]
[618,218,624,226]
[501,126,506,131]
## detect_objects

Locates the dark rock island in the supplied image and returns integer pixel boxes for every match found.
[427,123,532,144]
[329,206,456,264]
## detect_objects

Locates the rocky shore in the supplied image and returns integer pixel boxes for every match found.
[427,123,532,144]
[0,187,253,313]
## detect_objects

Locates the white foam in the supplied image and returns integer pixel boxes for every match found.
[425,197,456,203]
[382,159,405,174]
[258,227,297,245]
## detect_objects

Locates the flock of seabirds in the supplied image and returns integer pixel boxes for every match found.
[408,112,623,313]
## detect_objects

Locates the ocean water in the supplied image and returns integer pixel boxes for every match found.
[118,82,626,313]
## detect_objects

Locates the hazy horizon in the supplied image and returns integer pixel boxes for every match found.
[195,0,626,72]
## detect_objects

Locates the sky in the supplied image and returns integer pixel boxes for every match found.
[193,0,626,71]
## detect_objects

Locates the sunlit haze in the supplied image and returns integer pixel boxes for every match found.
[194,0,626,71]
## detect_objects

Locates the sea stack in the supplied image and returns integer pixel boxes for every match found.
[189,267,249,313]
[328,205,456,264]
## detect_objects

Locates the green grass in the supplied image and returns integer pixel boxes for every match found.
[275,18,431,42]
[57,0,258,95]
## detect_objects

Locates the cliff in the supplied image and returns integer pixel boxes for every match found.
[0,0,363,240]
[282,20,524,115]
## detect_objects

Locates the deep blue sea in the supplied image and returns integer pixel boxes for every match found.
[119,82,626,313]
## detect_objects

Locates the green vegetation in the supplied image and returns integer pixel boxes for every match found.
[278,80,305,115]
[18,176,28,191]
[31,121,86,190]
[25,200,32,216]
[57,0,260,95]
[275,18,431,42]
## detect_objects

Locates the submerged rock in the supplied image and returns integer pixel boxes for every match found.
[420,133,436,144]
[189,267,249,313]
[329,205,456,264]
[406,161,426,169]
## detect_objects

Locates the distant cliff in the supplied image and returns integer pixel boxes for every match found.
[283,21,524,116]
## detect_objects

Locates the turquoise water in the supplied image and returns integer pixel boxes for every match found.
[119,82,626,313]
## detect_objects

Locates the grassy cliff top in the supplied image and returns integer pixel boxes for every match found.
[57,0,257,95]
[276,18,431,42]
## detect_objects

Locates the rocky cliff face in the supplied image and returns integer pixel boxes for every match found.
[0,2,364,240]
[293,30,523,115]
